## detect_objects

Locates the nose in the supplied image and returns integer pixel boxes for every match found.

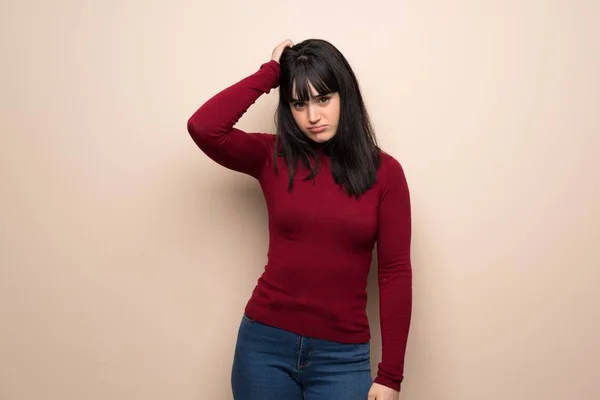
[307,104,320,124]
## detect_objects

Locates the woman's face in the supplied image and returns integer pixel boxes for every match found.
[289,82,340,143]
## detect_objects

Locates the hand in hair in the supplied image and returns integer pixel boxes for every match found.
[271,39,294,64]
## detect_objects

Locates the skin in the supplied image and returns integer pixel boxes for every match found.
[270,39,401,400]
[289,85,340,144]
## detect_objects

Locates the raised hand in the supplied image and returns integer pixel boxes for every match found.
[271,39,294,64]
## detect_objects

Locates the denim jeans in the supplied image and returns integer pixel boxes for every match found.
[231,314,372,399]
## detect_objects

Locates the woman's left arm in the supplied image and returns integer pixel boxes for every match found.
[371,155,413,397]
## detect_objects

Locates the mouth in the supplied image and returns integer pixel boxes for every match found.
[307,125,328,134]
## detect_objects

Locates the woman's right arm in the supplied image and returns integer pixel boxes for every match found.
[186,40,293,179]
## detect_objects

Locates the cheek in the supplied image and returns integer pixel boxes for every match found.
[291,110,305,125]
[328,106,341,124]
[327,98,341,123]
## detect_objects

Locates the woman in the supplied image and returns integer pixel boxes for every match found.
[187,39,412,400]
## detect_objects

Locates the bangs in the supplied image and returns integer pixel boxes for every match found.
[285,59,338,102]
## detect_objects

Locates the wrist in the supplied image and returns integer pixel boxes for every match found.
[373,375,401,392]
[259,60,281,89]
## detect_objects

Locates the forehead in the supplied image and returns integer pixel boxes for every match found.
[291,80,321,99]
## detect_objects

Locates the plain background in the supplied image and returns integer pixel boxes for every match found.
[1,0,599,399]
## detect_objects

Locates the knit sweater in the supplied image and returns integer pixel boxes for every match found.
[187,60,412,391]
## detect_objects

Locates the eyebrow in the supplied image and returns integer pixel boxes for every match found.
[290,94,330,103]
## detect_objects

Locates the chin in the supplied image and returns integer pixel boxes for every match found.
[306,131,337,144]
[311,135,333,143]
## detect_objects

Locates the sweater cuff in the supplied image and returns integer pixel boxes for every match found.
[259,60,281,89]
[374,375,402,392]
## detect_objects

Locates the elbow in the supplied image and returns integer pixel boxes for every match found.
[186,113,217,150]
[186,114,212,157]
[378,256,412,281]
[187,114,206,141]
[186,113,227,158]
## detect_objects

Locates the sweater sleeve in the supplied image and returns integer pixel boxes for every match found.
[374,156,413,392]
[186,60,280,178]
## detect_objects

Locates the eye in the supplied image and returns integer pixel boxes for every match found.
[292,102,305,110]
[318,96,331,104]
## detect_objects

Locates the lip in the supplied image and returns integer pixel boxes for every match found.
[308,125,328,133]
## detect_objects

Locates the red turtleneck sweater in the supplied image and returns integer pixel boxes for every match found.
[187,60,412,391]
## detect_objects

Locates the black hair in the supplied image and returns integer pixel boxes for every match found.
[273,39,381,198]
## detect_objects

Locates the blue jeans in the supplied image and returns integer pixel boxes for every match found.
[231,314,372,399]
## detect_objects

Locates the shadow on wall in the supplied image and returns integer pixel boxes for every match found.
[366,250,383,376]
[188,175,269,400]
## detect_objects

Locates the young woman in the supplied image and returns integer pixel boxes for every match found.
[187,39,412,400]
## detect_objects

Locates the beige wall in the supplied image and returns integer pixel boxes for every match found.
[1,1,599,399]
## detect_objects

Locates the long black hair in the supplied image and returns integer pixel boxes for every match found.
[273,39,381,198]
